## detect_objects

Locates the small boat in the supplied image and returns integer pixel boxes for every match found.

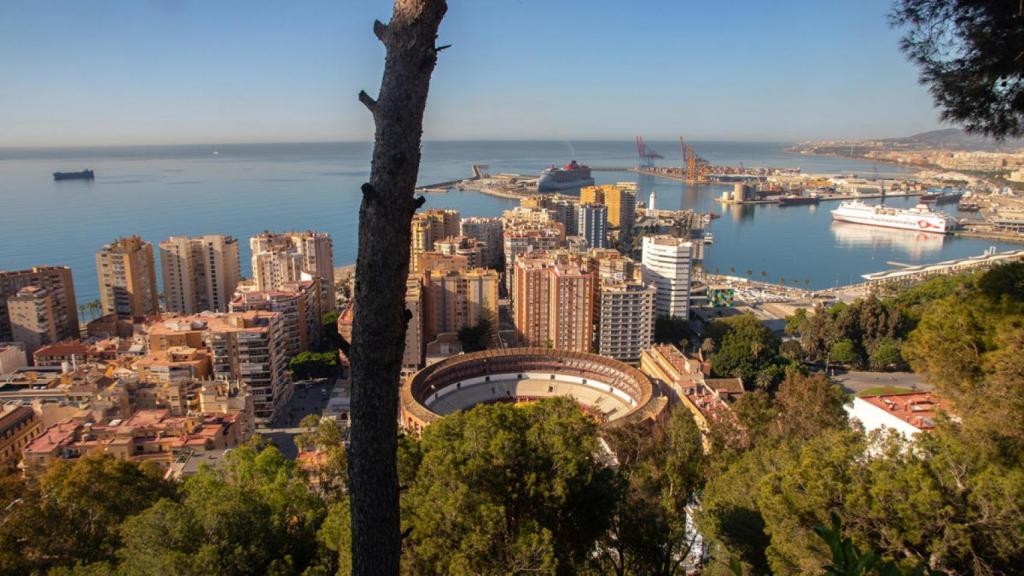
[703,232,714,244]
[958,201,980,212]
[53,169,94,181]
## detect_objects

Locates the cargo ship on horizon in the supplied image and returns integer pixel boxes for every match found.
[537,160,594,192]
[53,169,94,181]
[831,200,955,234]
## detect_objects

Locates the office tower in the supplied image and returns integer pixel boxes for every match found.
[604,185,637,235]
[404,275,425,371]
[596,280,656,362]
[96,236,159,317]
[642,236,693,319]
[229,278,321,359]
[0,267,78,342]
[409,209,461,274]
[459,217,504,269]
[7,286,58,358]
[160,235,241,314]
[512,255,594,353]
[578,203,609,249]
[250,231,335,312]
[422,267,499,343]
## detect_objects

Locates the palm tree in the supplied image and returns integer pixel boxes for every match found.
[780,276,786,285]
[760,270,767,284]
[729,266,736,275]
[745,269,753,279]
[804,279,811,290]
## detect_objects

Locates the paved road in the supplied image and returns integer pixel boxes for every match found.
[258,379,334,459]
[832,371,931,394]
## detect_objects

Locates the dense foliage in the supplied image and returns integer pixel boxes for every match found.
[289,351,341,380]
[654,315,692,348]
[456,314,494,353]
[701,264,1024,576]
[2,265,1020,576]
[891,0,1024,138]
[705,314,787,390]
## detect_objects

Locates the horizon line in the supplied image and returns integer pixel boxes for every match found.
[0,133,933,152]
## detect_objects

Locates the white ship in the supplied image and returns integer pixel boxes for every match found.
[831,201,955,234]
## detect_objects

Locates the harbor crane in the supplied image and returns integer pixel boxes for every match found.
[635,136,663,168]
[680,136,709,183]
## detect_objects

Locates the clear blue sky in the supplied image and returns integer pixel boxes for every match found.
[0,0,944,147]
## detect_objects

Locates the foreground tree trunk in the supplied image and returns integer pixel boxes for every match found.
[348,1,447,575]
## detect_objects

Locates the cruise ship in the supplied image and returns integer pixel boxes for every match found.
[831,200,955,234]
[537,160,594,192]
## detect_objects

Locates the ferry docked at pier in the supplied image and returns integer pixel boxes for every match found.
[831,200,955,234]
[537,160,594,192]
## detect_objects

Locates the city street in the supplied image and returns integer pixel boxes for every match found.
[258,378,334,459]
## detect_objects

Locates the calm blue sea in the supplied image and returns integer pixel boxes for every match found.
[0,140,1016,306]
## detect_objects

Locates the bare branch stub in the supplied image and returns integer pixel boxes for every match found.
[358,90,378,113]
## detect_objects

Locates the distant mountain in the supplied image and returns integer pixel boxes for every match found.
[880,128,1024,151]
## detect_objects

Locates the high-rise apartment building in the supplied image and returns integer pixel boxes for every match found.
[0,267,78,342]
[410,209,461,274]
[581,184,636,234]
[604,184,637,235]
[512,256,594,353]
[580,185,605,206]
[404,275,425,372]
[512,257,551,347]
[642,236,693,319]
[229,278,321,359]
[422,267,499,343]
[7,286,59,358]
[596,280,656,362]
[160,235,241,314]
[250,231,335,312]
[548,264,595,352]
[459,217,503,269]
[503,225,565,294]
[147,311,290,421]
[433,236,487,269]
[520,195,579,236]
[96,236,159,317]
[578,203,609,249]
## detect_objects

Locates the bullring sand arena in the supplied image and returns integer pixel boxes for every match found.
[401,347,667,431]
